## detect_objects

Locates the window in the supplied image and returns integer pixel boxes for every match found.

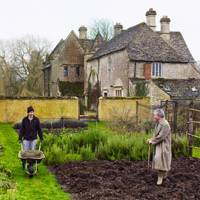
[64,66,68,77]
[76,66,80,77]
[115,89,122,97]
[104,92,108,97]
[152,63,162,77]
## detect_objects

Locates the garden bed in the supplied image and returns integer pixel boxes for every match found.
[49,157,200,200]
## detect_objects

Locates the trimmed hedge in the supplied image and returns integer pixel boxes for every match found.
[13,119,88,130]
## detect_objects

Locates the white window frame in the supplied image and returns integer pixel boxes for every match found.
[115,88,123,97]
[152,63,162,77]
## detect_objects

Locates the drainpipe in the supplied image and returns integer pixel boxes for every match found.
[127,62,130,96]
[134,62,137,79]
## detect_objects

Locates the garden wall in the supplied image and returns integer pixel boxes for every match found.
[0,97,79,123]
[98,97,152,122]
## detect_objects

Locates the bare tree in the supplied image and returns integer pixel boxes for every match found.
[89,19,114,41]
[0,36,51,96]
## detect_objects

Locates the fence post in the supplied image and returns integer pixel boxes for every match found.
[136,100,139,124]
[165,100,168,120]
[173,101,178,134]
[188,101,194,156]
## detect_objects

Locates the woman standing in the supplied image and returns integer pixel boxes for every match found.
[147,109,172,185]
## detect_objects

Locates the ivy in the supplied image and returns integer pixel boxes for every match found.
[59,81,84,97]
[135,82,149,97]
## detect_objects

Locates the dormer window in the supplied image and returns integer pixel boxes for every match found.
[152,63,162,77]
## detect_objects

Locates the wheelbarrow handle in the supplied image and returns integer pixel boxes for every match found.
[38,142,42,151]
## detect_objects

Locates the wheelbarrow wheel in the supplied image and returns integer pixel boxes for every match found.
[22,160,26,170]
[28,164,34,177]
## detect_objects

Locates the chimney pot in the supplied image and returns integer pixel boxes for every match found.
[146,8,157,31]
[114,23,123,36]
[160,16,171,41]
[79,25,87,39]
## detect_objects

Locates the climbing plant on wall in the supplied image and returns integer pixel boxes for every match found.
[59,81,84,97]
[135,82,149,97]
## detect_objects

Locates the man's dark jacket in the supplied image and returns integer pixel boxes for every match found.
[19,116,43,141]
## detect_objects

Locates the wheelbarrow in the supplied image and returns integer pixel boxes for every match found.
[18,142,45,177]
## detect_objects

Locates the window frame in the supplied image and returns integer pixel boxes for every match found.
[152,63,162,77]
[115,88,123,97]
[63,66,69,77]
[76,66,81,77]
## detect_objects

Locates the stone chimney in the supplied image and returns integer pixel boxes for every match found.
[78,26,87,39]
[143,63,152,80]
[114,23,123,36]
[160,16,171,41]
[146,8,157,31]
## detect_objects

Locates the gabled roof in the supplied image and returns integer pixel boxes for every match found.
[48,31,104,60]
[89,22,193,63]
[49,39,64,57]
[168,32,195,63]
[153,79,200,97]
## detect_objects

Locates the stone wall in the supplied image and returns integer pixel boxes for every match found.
[87,50,129,97]
[148,81,170,106]
[0,97,79,123]
[98,97,151,121]
[45,32,86,96]
[129,62,200,79]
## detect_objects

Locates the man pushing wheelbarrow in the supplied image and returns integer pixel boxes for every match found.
[18,106,45,177]
[147,108,172,185]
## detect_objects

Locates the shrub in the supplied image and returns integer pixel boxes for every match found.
[108,106,139,133]
[80,145,95,161]
[0,163,15,195]
[13,119,88,130]
[42,123,190,164]
[172,134,189,158]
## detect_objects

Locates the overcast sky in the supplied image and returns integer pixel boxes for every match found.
[0,0,199,60]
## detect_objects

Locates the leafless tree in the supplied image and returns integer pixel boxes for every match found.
[0,36,51,96]
[89,19,114,41]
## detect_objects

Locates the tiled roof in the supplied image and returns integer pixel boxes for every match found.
[153,79,200,97]
[89,23,193,63]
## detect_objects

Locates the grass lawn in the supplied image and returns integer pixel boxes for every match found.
[192,147,200,158]
[0,123,70,200]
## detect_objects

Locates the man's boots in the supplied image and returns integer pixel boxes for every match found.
[157,172,164,185]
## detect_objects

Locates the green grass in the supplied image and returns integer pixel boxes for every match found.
[192,147,200,158]
[0,124,70,200]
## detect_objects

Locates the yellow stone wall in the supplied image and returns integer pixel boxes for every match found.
[98,97,152,122]
[0,97,79,123]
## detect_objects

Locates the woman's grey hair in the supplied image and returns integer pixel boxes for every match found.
[154,108,165,118]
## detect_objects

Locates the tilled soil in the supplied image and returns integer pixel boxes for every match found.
[49,157,200,200]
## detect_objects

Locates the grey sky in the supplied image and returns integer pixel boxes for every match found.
[0,0,199,60]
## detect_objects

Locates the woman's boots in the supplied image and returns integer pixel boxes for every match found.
[157,171,167,185]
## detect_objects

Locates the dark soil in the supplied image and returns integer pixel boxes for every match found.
[48,157,200,200]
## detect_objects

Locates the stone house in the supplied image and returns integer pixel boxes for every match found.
[86,8,200,106]
[43,26,104,97]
